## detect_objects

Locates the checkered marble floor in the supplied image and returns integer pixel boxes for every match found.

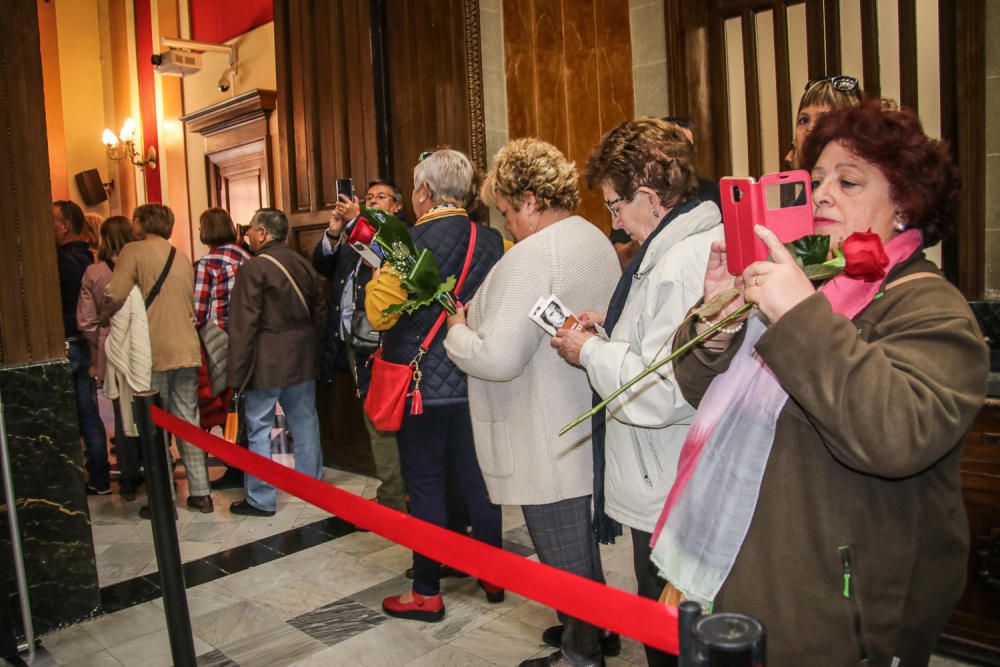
[26,467,979,667]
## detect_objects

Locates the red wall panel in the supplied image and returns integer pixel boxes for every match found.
[190,0,273,43]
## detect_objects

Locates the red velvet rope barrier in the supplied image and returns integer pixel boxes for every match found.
[151,406,679,654]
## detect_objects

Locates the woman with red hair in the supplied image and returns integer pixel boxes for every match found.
[653,100,988,664]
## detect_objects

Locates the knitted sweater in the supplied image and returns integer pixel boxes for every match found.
[444,216,619,505]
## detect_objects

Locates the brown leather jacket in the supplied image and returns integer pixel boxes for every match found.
[227,241,326,390]
[673,252,988,666]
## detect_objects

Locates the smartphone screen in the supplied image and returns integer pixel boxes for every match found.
[336,178,353,202]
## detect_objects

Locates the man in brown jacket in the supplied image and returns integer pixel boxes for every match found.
[227,208,326,516]
[104,204,212,516]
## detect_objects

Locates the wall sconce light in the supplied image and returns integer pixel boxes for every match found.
[101,118,157,169]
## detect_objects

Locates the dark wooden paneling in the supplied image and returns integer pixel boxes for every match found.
[938,0,985,299]
[741,10,763,178]
[503,0,633,233]
[0,0,64,366]
[772,6,793,167]
[274,0,379,237]
[939,400,1000,663]
[822,0,841,74]
[805,0,826,79]
[897,0,918,110]
[383,0,484,222]
[860,0,881,98]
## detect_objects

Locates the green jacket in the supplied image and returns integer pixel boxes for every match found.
[674,252,988,666]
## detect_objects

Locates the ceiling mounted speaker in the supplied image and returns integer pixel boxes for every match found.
[75,169,108,206]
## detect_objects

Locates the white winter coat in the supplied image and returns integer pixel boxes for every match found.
[579,202,722,532]
[445,216,620,506]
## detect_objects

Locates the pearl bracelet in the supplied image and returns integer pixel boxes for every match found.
[714,321,745,335]
[698,313,745,336]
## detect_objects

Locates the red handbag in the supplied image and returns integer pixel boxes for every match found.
[364,222,478,431]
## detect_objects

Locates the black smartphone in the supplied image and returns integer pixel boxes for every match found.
[336,178,353,202]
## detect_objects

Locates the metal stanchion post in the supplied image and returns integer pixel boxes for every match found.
[678,600,702,666]
[133,391,196,667]
[676,600,766,667]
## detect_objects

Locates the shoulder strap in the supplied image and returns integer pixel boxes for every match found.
[420,221,479,350]
[259,253,309,314]
[145,247,176,309]
[884,271,942,291]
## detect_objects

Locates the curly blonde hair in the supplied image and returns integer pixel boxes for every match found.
[481,138,580,212]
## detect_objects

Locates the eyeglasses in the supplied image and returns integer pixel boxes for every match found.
[604,195,628,217]
[364,193,393,203]
[804,75,860,96]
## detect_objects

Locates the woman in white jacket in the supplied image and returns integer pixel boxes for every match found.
[445,139,619,667]
[552,118,722,667]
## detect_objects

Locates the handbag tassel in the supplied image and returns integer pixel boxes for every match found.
[409,359,424,416]
[409,387,423,415]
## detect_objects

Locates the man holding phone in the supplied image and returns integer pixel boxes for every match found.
[313,179,407,512]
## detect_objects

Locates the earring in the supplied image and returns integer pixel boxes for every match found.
[894,218,907,232]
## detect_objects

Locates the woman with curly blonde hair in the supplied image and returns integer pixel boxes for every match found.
[445,138,620,667]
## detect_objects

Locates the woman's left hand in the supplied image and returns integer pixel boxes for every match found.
[551,327,595,366]
[446,303,467,330]
[743,225,815,322]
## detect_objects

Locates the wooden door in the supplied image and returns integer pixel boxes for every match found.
[208,141,271,227]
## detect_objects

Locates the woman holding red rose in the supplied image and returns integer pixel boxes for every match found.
[655,100,988,665]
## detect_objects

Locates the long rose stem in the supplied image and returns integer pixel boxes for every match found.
[558,303,754,435]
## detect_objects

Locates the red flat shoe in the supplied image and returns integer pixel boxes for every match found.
[479,579,505,603]
[381,590,445,622]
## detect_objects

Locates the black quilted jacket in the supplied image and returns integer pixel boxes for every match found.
[381,213,504,407]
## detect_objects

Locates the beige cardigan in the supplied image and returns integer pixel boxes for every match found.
[105,236,200,372]
[444,216,619,506]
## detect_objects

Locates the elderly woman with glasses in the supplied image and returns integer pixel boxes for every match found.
[551,118,722,667]
[655,100,987,664]
[365,149,506,622]
[444,138,620,667]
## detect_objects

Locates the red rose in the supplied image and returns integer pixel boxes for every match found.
[842,230,890,281]
[349,217,377,246]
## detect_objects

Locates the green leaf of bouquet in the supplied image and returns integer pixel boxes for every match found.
[365,207,418,259]
[787,234,831,267]
[403,249,448,297]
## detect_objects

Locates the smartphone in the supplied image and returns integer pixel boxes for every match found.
[721,170,814,275]
[336,178,354,202]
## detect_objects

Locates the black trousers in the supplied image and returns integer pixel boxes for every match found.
[396,403,502,596]
[632,528,678,667]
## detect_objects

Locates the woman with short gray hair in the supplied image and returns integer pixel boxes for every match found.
[366,148,506,622]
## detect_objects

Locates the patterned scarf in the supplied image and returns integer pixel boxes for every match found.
[648,229,922,607]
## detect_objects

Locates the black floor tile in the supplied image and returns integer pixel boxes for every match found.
[100,575,161,614]
[197,648,239,666]
[207,540,284,574]
[182,558,229,587]
[288,598,386,647]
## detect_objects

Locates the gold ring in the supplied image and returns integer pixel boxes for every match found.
[754,274,760,287]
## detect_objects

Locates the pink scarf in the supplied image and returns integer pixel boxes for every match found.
[648,229,922,607]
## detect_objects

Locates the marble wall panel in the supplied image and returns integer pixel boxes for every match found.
[0,359,100,636]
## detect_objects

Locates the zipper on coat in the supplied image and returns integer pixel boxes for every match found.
[633,439,653,487]
[645,431,664,473]
[838,545,869,663]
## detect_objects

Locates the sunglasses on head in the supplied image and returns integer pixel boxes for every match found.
[805,75,860,95]
[417,151,434,163]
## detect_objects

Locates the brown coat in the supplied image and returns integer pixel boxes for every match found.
[227,241,326,390]
[105,236,201,372]
[673,253,988,666]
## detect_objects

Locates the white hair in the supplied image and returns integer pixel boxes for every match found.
[412,149,475,208]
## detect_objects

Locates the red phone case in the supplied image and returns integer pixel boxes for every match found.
[721,170,814,275]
